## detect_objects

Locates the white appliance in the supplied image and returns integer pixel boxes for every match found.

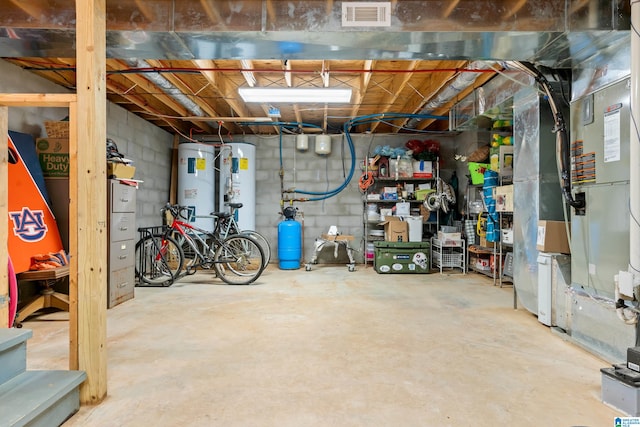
[218,142,256,230]
[537,252,571,327]
[178,143,215,230]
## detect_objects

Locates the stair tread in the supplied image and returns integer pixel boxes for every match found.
[0,370,86,427]
[0,330,32,353]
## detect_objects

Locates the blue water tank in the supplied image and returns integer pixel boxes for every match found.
[278,218,301,269]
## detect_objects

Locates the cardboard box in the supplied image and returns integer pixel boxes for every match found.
[479,236,496,248]
[108,162,136,179]
[537,220,570,253]
[36,137,69,177]
[379,216,409,242]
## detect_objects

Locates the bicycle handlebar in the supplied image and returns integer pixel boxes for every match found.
[163,203,191,220]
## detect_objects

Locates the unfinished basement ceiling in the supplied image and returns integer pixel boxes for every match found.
[0,0,631,136]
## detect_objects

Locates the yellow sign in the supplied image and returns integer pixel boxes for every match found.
[239,158,249,170]
[196,158,206,170]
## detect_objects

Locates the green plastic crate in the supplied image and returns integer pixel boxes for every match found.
[374,241,431,274]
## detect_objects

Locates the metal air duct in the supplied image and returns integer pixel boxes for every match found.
[125,58,205,117]
[405,61,494,128]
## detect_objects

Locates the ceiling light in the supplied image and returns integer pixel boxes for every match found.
[238,87,352,103]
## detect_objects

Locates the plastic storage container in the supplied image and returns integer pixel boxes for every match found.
[374,241,431,274]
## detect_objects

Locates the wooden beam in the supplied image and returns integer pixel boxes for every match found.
[504,0,528,19]
[369,60,418,133]
[68,101,78,370]
[442,0,461,18]
[349,60,374,119]
[75,0,108,404]
[0,106,7,328]
[169,134,179,205]
[8,0,44,18]
[0,93,76,107]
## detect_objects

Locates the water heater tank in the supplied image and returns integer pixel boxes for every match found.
[178,143,215,230]
[315,134,332,155]
[218,142,257,230]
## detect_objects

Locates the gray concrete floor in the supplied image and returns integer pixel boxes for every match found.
[23,265,620,426]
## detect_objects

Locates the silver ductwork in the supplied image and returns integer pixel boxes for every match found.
[125,59,204,117]
[0,1,629,66]
[405,61,494,129]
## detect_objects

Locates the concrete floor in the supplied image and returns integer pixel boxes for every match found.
[22,265,620,426]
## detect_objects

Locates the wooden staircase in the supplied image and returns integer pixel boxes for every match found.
[0,329,86,427]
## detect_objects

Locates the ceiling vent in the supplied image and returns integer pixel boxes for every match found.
[342,2,391,27]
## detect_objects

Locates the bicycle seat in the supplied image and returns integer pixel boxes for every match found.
[210,211,232,219]
[225,203,243,209]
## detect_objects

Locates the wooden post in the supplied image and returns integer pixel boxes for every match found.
[74,0,108,404]
[0,106,8,328]
[169,134,179,204]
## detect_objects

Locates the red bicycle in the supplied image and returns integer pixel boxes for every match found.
[163,204,265,285]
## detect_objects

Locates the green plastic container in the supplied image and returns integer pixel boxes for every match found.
[374,241,431,274]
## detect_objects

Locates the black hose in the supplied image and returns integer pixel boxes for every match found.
[518,62,585,210]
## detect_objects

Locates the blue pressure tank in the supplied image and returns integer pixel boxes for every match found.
[278,208,301,269]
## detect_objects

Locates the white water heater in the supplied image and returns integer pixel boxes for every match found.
[177,143,215,230]
[219,142,256,230]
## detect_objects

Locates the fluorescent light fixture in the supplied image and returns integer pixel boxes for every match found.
[239,87,352,103]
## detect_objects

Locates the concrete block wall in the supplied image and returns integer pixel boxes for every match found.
[106,103,174,230]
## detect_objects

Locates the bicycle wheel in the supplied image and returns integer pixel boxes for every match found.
[240,230,271,268]
[214,235,265,285]
[169,231,203,274]
[135,234,184,285]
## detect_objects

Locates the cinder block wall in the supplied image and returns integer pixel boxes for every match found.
[106,103,174,230]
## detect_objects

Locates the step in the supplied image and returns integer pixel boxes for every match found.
[0,329,32,384]
[0,370,86,427]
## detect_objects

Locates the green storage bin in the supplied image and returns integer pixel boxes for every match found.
[374,241,431,274]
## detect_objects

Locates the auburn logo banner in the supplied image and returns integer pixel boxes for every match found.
[7,135,64,273]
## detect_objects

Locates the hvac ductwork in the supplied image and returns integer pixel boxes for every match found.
[125,59,205,118]
[406,61,495,129]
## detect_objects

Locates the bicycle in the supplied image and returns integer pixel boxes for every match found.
[135,226,184,287]
[215,202,271,268]
[163,204,266,285]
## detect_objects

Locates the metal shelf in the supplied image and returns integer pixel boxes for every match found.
[363,159,439,266]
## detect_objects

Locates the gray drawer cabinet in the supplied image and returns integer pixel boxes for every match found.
[107,179,137,308]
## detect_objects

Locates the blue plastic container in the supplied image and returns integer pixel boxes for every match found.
[278,218,301,269]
